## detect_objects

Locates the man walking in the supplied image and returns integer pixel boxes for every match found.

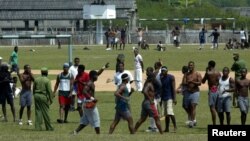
[17,65,34,125]
[33,67,54,131]
[202,60,221,125]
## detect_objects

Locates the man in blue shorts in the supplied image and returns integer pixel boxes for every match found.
[17,65,34,125]
[183,61,202,128]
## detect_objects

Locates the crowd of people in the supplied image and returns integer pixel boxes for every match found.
[0,45,249,134]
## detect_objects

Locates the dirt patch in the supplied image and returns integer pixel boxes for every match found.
[31,70,245,92]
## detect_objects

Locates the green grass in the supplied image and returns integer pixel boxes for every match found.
[0,91,249,141]
[0,44,249,71]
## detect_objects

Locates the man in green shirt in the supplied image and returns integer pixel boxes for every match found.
[33,67,54,131]
[231,53,246,107]
[9,46,18,73]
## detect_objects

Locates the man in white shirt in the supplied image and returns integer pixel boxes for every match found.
[134,48,144,92]
[114,62,134,93]
[69,57,80,111]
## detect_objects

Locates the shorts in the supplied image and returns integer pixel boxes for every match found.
[185,91,200,107]
[58,96,71,106]
[217,96,231,113]
[141,100,159,118]
[114,109,131,120]
[20,90,32,107]
[80,106,100,127]
[11,64,19,72]
[238,96,249,114]
[208,90,219,107]
[0,92,14,105]
[162,99,174,116]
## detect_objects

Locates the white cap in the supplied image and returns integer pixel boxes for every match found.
[0,56,2,60]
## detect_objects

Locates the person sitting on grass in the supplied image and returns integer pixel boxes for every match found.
[156,41,166,51]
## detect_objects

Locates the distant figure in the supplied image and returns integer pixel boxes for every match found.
[120,28,126,50]
[100,0,106,5]
[136,27,144,47]
[171,26,180,49]
[9,46,19,74]
[209,28,220,49]
[225,39,233,50]
[156,41,166,51]
[233,27,247,49]
[198,28,206,50]
[104,28,110,48]
[57,39,61,49]
[91,0,97,5]
[134,48,144,92]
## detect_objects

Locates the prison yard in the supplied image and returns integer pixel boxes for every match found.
[0,44,250,141]
[1,0,250,141]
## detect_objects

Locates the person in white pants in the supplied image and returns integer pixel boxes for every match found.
[134,48,144,92]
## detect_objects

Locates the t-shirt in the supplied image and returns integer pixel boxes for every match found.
[11,51,18,65]
[114,70,133,93]
[75,72,90,100]
[161,74,174,101]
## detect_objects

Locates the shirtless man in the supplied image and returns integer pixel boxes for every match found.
[17,65,35,125]
[183,61,202,128]
[136,27,144,48]
[202,60,221,125]
[235,68,250,125]
[134,67,163,134]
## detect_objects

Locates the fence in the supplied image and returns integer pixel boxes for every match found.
[0,30,248,46]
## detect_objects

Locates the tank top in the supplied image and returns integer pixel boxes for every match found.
[115,85,129,111]
[58,72,72,91]
[218,77,231,97]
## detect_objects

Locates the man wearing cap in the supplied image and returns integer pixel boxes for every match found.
[33,67,54,131]
[231,53,246,107]
[53,63,74,123]
[160,66,177,132]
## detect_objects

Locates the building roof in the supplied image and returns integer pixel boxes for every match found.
[0,0,136,20]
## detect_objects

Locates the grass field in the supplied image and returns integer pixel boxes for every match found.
[0,44,250,71]
[0,44,250,141]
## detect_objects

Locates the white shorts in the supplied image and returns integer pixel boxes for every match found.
[138,37,142,42]
[80,106,100,128]
[163,99,174,116]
